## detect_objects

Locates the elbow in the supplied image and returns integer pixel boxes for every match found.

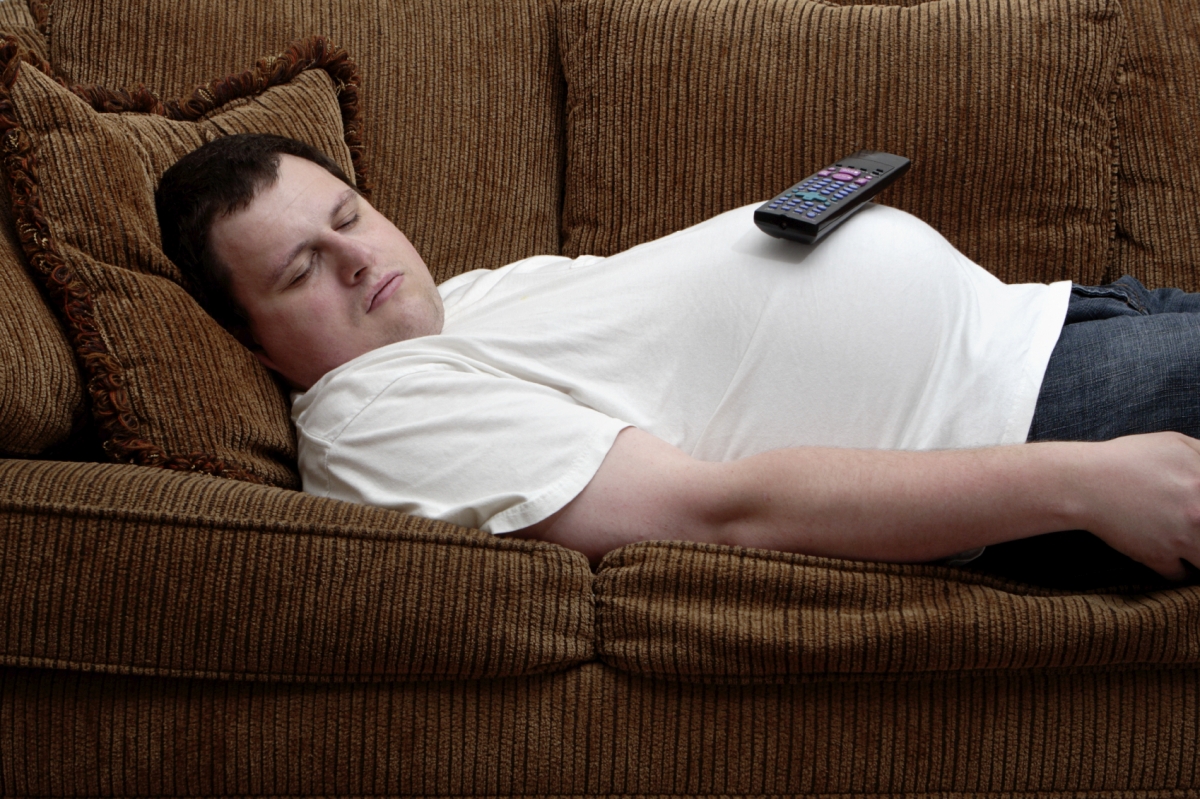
[680,465,758,550]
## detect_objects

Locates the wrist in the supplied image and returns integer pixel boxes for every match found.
[1041,439,1109,534]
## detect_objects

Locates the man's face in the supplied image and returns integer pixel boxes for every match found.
[209,154,444,390]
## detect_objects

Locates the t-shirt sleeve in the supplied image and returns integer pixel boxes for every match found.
[297,365,631,533]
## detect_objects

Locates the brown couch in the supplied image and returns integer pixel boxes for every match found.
[2,0,1199,795]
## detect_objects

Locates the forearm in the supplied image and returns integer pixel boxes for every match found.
[709,442,1094,562]
[520,427,1200,578]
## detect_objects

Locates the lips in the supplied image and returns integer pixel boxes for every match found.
[367,272,402,312]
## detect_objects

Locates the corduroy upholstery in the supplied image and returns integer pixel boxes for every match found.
[0,459,593,682]
[44,0,565,285]
[595,542,1200,680]
[3,460,1197,794]
[2,0,1199,795]
[559,0,1123,286]
[5,663,1199,794]
[0,4,84,457]
[0,182,85,457]
[0,38,367,486]
[1110,0,1200,289]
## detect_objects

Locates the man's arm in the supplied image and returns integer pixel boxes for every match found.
[510,427,1200,579]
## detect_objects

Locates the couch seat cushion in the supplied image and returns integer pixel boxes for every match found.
[595,542,1200,682]
[0,458,594,680]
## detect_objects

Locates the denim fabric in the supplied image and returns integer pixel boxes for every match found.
[1027,275,1200,442]
[966,276,1200,590]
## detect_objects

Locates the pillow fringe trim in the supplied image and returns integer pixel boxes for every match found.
[25,0,48,37]
[0,35,369,482]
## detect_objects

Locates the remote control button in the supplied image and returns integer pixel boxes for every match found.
[818,170,832,176]
[832,172,854,181]
[854,178,870,185]
[806,212,818,218]
[845,169,862,176]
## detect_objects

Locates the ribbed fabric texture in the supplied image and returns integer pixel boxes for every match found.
[1109,0,1200,290]
[0,6,82,456]
[0,188,84,457]
[4,1,1199,794]
[2,661,1197,795]
[47,0,565,284]
[595,542,1200,681]
[1,55,366,485]
[0,0,46,61]
[559,0,1123,286]
[0,459,594,681]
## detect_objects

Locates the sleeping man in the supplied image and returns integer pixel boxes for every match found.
[156,133,1200,580]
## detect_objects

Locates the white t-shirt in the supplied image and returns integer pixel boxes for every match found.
[293,203,1071,533]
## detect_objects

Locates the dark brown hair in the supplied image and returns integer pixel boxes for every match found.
[156,133,356,327]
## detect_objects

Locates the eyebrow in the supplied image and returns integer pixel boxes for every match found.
[268,188,360,288]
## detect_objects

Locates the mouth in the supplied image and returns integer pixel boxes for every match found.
[367,272,402,313]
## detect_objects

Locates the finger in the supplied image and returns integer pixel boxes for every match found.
[1150,560,1189,582]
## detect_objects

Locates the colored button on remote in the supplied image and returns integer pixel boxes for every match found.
[832,172,854,181]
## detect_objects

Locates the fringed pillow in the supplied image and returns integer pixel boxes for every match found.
[42,0,566,284]
[0,0,86,457]
[0,36,367,486]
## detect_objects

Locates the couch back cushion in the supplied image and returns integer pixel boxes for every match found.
[0,1,86,457]
[44,0,564,284]
[559,0,1124,286]
[1110,0,1200,290]
[0,38,371,485]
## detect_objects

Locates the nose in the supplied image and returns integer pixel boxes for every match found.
[334,236,374,284]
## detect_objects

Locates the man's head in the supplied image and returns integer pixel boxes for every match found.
[157,133,444,390]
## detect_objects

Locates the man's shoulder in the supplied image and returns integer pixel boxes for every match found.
[292,341,472,437]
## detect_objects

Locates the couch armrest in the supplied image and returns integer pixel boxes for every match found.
[595,541,1200,682]
[0,459,594,681]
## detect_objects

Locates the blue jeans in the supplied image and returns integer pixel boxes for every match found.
[965,276,1200,589]
[1027,275,1200,442]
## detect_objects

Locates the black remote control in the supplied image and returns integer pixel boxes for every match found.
[754,151,911,244]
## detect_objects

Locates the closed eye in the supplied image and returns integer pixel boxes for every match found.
[337,213,359,231]
[288,255,315,287]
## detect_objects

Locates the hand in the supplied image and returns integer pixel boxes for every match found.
[1076,432,1200,580]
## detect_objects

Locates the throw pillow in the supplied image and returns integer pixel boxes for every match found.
[43,0,565,284]
[0,0,84,456]
[0,36,366,486]
[559,0,1124,286]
